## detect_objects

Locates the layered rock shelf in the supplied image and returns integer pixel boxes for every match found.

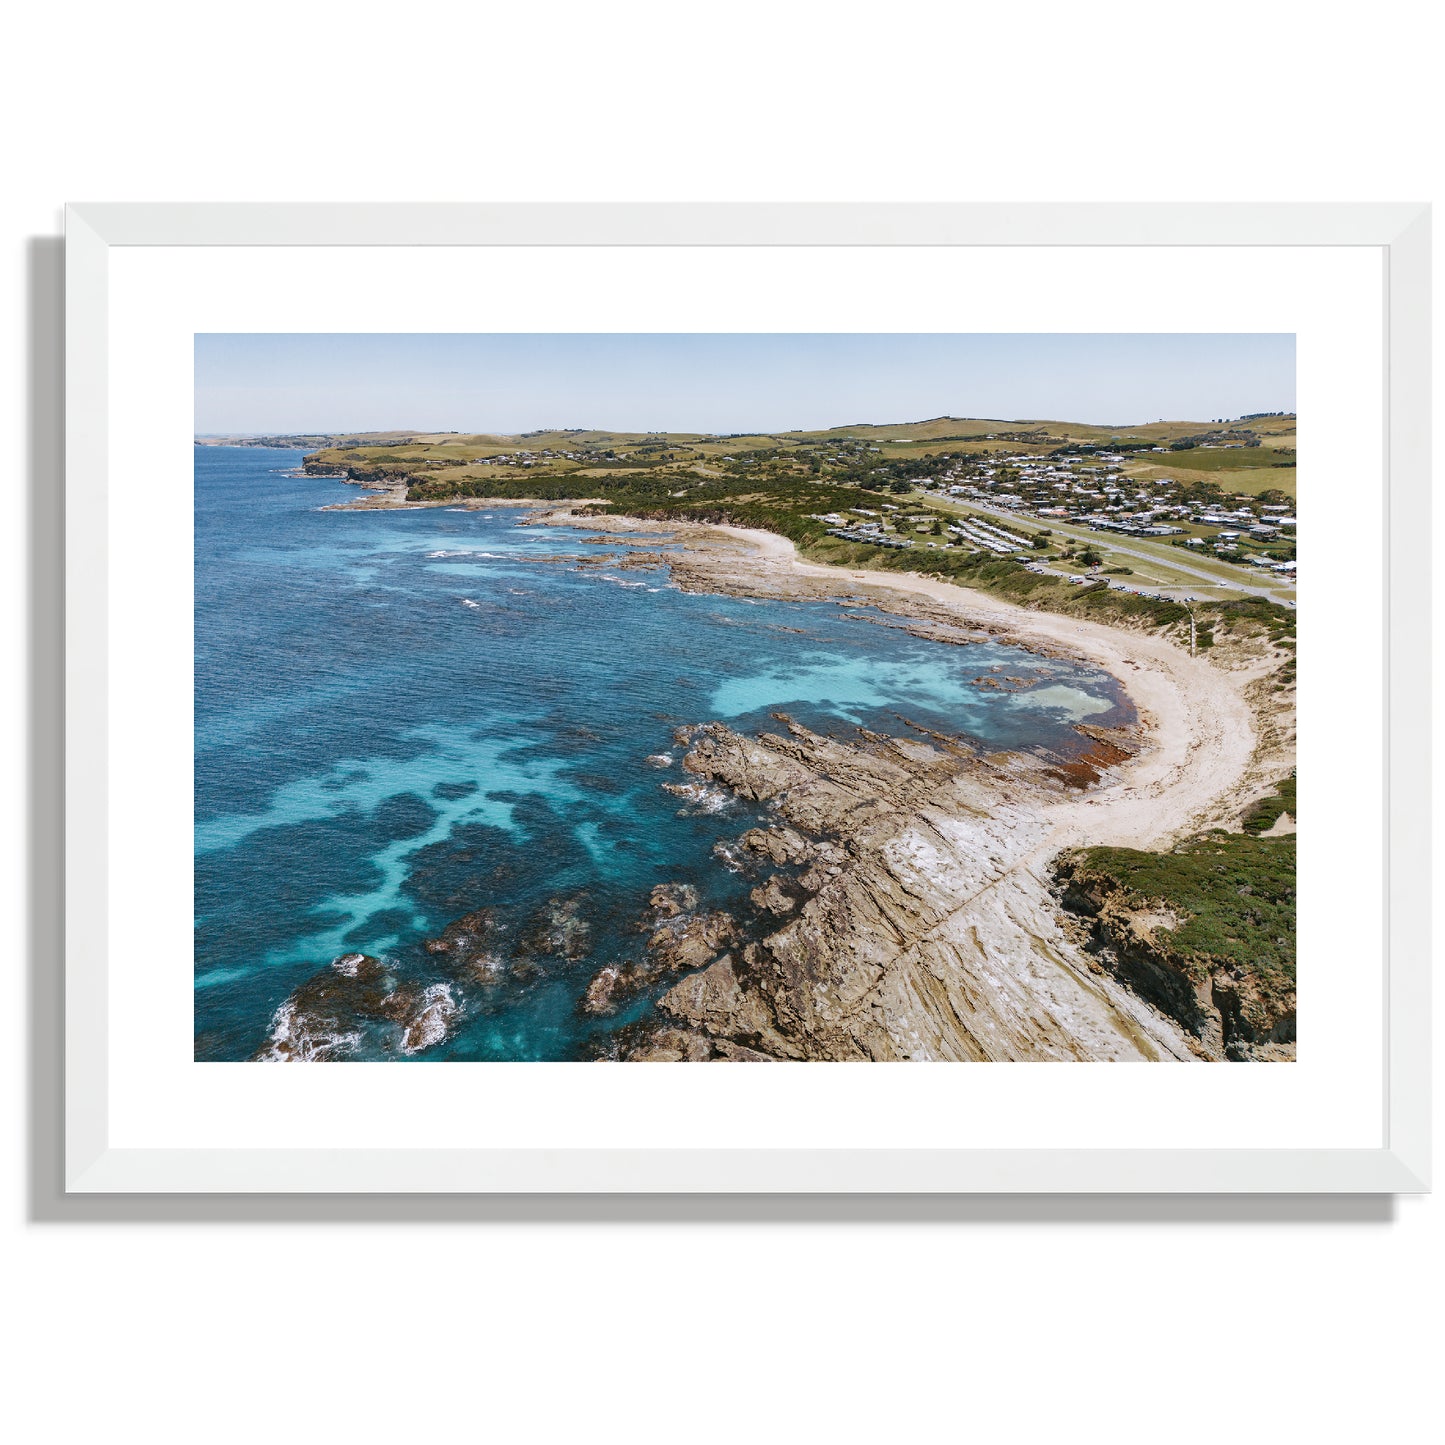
[624,718,1201,1062]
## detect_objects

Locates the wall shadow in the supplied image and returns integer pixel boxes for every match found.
[27,234,67,1225]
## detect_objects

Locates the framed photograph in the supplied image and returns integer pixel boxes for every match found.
[65,203,1429,1193]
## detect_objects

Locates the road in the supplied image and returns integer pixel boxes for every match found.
[923,495,1296,605]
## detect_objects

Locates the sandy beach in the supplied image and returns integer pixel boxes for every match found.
[551,513,1292,850]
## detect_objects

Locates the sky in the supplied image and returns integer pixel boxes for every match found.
[194,332,1295,435]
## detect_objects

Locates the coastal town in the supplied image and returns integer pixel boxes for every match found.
[817,438,1297,605]
[244,410,1297,609]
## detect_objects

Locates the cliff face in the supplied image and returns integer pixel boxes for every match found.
[300,453,353,478]
[301,451,412,488]
[1052,850,1296,1062]
[624,719,1199,1063]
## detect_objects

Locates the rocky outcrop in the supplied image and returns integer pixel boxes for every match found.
[516,894,592,962]
[582,964,631,1016]
[254,953,460,1061]
[623,719,1200,1063]
[750,875,797,916]
[626,1028,717,1062]
[423,908,502,981]
[301,454,406,483]
[580,886,736,1017]
[648,882,698,917]
[399,982,460,1054]
[300,452,414,500]
[646,908,737,974]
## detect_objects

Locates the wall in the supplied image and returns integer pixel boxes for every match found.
[2,3,1437,1439]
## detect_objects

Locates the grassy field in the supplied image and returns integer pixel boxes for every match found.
[1123,440,1296,499]
[1132,462,1296,498]
[1242,420,1297,446]
[302,416,1300,482]
[1134,446,1295,472]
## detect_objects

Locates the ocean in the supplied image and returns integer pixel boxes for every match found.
[194,446,1134,1060]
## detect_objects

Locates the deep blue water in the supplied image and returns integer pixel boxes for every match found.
[194,447,1132,1060]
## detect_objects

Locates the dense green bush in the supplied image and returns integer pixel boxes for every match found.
[1067,828,1295,992]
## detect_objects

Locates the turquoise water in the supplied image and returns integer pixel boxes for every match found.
[194,448,1133,1060]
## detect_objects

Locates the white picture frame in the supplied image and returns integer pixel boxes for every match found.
[64,203,1430,1194]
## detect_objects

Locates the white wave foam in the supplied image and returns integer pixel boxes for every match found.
[400,982,459,1055]
[662,780,734,815]
[467,953,505,982]
[255,1000,363,1063]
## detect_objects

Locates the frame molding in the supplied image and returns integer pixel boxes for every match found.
[63,203,1431,1194]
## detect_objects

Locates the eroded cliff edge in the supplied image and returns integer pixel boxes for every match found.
[1052,804,1296,1063]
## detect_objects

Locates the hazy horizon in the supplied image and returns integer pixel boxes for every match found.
[193,408,1295,439]
[195,332,1296,436]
